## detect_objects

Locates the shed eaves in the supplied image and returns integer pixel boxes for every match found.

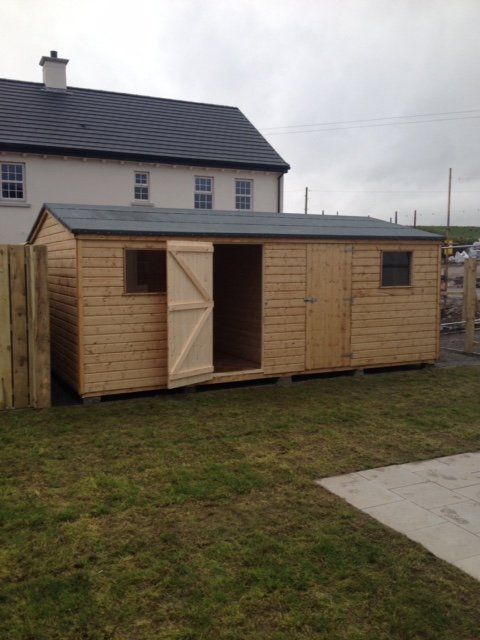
[0,79,289,172]
[29,204,444,242]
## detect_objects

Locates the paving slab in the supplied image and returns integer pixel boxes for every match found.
[432,500,480,534]
[392,481,466,509]
[455,483,480,503]
[364,500,444,533]
[453,555,480,581]
[406,522,480,563]
[357,464,424,488]
[317,450,480,581]
[404,459,480,489]
[316,473,402,510]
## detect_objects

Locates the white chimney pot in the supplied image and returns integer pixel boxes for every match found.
[39,50,69,90]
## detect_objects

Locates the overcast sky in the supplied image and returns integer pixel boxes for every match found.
[2,0,480,225]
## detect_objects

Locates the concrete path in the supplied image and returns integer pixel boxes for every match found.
[317,451,480,580]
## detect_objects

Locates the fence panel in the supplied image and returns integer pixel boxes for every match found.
[0,245,50,409]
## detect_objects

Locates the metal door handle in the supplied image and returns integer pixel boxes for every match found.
[304,296,317,303]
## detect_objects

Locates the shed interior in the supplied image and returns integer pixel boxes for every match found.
[213,244,263,373]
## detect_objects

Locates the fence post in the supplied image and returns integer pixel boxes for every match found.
[9,246,29,408]
[0,246,13,409]
[26,245,51,408]
[464,258,477,353]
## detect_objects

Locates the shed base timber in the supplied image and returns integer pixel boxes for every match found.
[77,359,437,400]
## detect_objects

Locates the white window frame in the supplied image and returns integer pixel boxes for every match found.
[194,176,214,209]
[1,162,26,202]
[134,171,150,201]
[235,179,253,211]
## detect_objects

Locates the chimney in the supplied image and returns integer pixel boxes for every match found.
[39,50,69,90]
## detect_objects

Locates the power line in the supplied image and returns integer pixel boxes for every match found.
[263,114,480,135]
[261,108,480,132]
[285,189,480,194]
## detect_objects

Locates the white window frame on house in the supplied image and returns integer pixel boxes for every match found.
[235,179,253,210]
[1,162,26,201]
[194,176,214,209]
[134,171,150,201]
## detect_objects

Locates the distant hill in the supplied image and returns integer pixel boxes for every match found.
[418,226,480,245]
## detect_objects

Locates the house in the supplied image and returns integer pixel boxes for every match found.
[28,203,443,401]
[0,51,289,243]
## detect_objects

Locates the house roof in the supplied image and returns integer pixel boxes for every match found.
[29,203,444,242]
[0,78,289,172]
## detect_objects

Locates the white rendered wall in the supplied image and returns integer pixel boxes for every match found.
[0,153,283,243]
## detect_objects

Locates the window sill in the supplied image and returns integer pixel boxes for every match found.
[0,201,31,208]
[131,201,155,207]
[379,285,413,289]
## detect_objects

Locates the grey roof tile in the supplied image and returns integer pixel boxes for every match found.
[0,79,289,171]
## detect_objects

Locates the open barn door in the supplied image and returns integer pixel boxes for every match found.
[167,241,214,388]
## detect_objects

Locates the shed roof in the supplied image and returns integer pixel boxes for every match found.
[30,203,443,242]
[0,79,289,172]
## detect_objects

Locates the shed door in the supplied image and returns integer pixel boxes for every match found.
[305,244,352,370]
[167,240,214,388]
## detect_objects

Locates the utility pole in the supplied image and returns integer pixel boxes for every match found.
[394,211,398,224]
[446,167,452,234]
[443,168,453,309]
[413,210,417,228]
[304,187,309,215]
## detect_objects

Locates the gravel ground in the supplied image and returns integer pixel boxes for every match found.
[438,329,480,367]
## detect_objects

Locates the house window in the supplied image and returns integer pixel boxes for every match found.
[134,171,150,201]
[235,179,253,210]
[381,251,412,287]
[1,163,25,200]
[194,176,213,209]
[125,250,166,293]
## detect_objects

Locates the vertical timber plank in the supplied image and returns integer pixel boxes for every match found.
[0,246,13,409]
[464,257,477,354]
[26,245,51,408]
[9,246,29,408]
[76,239,85,397]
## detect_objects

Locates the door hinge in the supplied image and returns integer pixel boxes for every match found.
[304,296,317,303]
[343,352,354,359]
[345,246,355,253]
[345,296,355,304]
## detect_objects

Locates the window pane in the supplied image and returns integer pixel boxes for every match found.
[195,177,212,192]
[382,251,412,286]
[1,163,25,199]
[195,193,213,209]
[236,195,251,210]
[235,180,251,196]
[125,250,166,293]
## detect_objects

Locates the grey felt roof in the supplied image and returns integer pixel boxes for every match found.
[0,79,289,172]
[29,203,443,242]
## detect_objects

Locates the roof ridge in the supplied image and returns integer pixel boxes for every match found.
[0,77,240,111]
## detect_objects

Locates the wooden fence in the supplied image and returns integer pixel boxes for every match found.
[0,245,50,409]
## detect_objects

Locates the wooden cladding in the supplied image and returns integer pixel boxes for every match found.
[32,207,441,399]
[0,245,50,409]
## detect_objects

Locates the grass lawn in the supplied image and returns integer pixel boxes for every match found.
[1,367,480,639]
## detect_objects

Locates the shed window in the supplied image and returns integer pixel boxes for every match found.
[134,172,150,200]
[125,250,166,293]
[1,163,25,200]
[381,251,412,287]
[194,176,213,209]
[235,179,252,210]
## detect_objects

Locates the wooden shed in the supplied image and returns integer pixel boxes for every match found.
[28,204,443,400]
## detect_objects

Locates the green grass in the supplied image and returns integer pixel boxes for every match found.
[1,367,480,639]
[419,225,480,245]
